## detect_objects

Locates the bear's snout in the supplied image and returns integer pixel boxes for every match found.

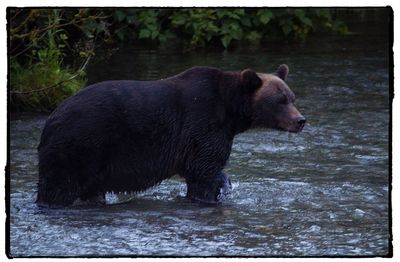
[277,111,307,133]
[295,116,306,133]
[276,103,306,133]
[285,115,306,133]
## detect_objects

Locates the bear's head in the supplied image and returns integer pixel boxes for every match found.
[240,64,306,133]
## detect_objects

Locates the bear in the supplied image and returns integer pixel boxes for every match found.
[36,64,305,208]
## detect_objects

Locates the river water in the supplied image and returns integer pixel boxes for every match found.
[9,27,391,256]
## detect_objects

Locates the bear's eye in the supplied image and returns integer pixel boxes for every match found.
[278,96,288,104]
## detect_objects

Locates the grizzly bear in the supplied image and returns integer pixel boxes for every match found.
[36,65,305,207]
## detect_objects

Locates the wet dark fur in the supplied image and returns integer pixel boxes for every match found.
[36,67,262,207]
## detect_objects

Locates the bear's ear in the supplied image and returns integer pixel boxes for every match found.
[275,64,289,81]
[240,69,262,92]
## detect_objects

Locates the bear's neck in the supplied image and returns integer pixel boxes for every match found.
[218,73,253,136]
[224,103,253,136]
[235,112,253,135]
[233,119,252,135]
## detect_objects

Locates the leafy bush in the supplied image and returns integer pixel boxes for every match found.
[10,59,86,112]
[9,8,348,111]
[102,8,348,48]
[10,9,88,112]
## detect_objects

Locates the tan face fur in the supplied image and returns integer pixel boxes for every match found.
[251,69,305,133]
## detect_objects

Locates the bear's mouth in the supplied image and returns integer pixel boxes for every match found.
[278,122,305,133]
[292,121,305,133]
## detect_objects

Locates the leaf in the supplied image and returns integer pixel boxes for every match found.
[234,9,245,16]
[221,35,232,48]
[258,10,274,25]
[294,9,306,20]
[293,9,313,28]
[302,17,313,27]
[94,21,107,33]
[228,13,240,19]
[115,29,125,40]
[59,33,68,40]
[163,30,176,39]
[151,30,159,40]
[126,15,136,24]
[240,16,252,27]
[246,30,261,41]
[332,21,348,34]
[139,29,151,39]
[315,9,331,19]
[171,14,186,26]
[158,34,167,43]
[115,10,126,22]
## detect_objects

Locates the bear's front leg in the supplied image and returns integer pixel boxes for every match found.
[186,172,232,204]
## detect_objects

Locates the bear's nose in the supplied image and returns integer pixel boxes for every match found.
[297,117,306,125]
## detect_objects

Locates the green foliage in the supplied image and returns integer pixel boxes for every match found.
[10,59,86,112]
[167,8,347,47]
[71,8,348,49]
[9,8,348,112]
[10,9,87,112]
[10,8,348,54]
[171,9,219,47]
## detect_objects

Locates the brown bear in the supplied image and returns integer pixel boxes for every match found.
[36,65,305,207]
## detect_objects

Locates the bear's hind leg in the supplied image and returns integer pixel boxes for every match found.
[72,193,106,206]
[36,169,79,208]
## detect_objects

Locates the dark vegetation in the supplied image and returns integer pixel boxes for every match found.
[9,8,349,112]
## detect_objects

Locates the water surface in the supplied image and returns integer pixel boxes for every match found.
[9,31,390,256]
